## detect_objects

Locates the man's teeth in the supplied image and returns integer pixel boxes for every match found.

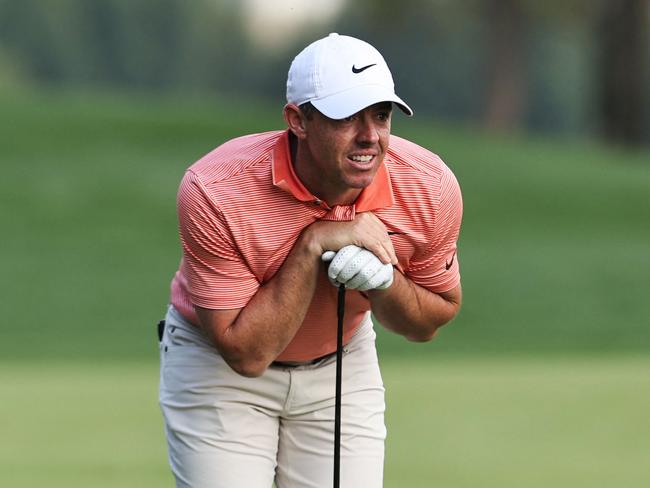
[350,155,373,162]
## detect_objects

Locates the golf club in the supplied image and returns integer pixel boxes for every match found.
[334,282,345,488]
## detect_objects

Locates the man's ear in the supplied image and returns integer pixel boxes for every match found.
[284,104,308,140]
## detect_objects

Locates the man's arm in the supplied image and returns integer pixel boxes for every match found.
[195,233,320,377]
[365,162,463,341]
[366,272,462,342]
[195,212,397,378]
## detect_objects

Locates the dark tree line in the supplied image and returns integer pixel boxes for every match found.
[0,0,647,146]
[335,0,650,146]
[476,0,648,145]
[597,0,649,144]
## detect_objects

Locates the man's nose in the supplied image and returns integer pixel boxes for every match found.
[356,117,380,145]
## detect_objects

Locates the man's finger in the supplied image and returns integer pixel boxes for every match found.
[358,263,394,291]
[321,251,336,262]
[345,255,383,289]
[328,245,363,281]
[338,249,375,282]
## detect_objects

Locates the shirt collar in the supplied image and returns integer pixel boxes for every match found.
[271,130,394,212]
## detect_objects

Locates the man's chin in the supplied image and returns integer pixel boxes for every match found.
[345,176,375,190]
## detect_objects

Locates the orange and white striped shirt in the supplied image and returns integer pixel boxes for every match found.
[170,130,462,361]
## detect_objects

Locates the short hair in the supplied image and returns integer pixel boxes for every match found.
[299,102,318,120]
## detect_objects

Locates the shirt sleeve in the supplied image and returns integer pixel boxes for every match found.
[177,170,260,309]
[405,166,463,293]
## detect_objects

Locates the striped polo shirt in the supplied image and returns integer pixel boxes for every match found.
[170,130,462,362]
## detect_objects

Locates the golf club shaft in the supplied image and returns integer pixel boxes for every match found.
[334,283,345,488]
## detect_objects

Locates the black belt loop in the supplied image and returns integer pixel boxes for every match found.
[157,320,165,342]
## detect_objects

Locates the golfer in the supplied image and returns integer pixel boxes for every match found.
[159,33,463,488]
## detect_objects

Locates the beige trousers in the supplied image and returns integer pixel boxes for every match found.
[159,305,386,488]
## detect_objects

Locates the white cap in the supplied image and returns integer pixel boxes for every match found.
[286,33,413,120]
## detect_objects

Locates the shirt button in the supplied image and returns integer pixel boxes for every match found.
[314,199,322,205]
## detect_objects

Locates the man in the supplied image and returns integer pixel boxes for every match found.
[159,33,463,488]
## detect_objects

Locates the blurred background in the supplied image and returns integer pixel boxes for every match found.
[1,0,649,143]
[1,1,649,487]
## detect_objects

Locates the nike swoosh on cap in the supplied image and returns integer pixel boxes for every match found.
[352,63,377,74]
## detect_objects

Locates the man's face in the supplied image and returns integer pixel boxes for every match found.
[297,102,392,204]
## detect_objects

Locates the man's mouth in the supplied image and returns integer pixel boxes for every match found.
[347,154,376,169]
[350,154,373,163]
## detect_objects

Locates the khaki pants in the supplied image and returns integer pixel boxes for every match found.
[159,305,386,488]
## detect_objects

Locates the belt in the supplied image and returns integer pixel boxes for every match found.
[271,350,338,369]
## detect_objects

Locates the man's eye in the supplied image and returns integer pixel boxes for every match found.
[343,115,356,122]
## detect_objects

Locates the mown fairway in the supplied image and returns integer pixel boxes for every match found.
[1,90,649,486]
[1,358,649,487]
[383,357,650,488]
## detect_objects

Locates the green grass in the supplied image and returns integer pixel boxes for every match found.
[2,357,649,487]
[389,121,650,355]
[1,88,649,486]
[1,88,649,360]
[383,356,650,488]
[0,361,169,487]
[0,90,282,361]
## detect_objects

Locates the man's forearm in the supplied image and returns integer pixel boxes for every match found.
[367,270,462,342]
[196,213,399,377]
[207,235,323,376]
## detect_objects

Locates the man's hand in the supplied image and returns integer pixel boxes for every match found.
[322,245,393,291]
[305,212,397,266]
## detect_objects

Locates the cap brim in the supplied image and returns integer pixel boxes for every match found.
[311,85,413,120]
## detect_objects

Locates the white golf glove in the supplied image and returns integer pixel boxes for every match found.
[321,245,394,291]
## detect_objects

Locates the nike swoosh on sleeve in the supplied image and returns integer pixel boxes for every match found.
[445,252,456,271]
